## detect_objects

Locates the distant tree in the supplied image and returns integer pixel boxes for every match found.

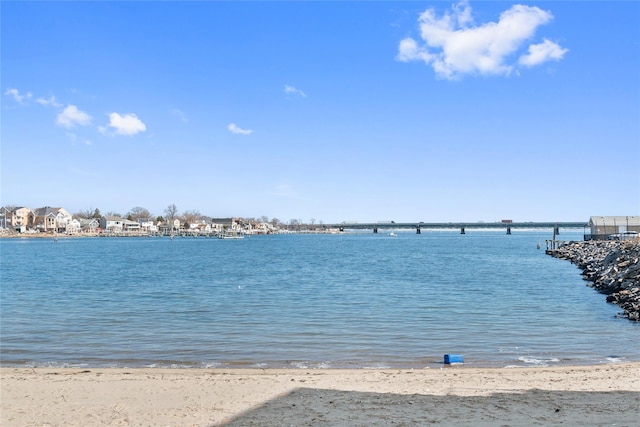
[74,208,94,219]
[156,216,164,224]
[105,211,122,218]
[92,208,101,219]
[127,214,134,221]
[164,204,178,221]
[259,216,269,224]
[181,210,201,226]
[271,217,281,226]
[310,218,316,225]
[128,206,151,220]
[164,204,178,230]
[289,218,301,231]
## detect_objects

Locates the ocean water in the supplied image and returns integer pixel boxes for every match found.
[1,230,638,369]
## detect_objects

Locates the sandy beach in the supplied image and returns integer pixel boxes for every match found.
[2,363,639,426]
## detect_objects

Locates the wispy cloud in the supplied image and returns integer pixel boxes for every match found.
[66,132,92,145]
[227,123,253,135]
[284,85,306,98]
[56,105,92,128]
[171,108,188,123]
[101,112,147,136]
[270,183,297,198]
[4,88,32,104]
[36,95,63,108]
[397,0,567,79]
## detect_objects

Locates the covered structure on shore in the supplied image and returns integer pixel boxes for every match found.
[587,216,640,240]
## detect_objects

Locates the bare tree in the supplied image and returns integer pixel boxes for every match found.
[181,209,201,228]
[289,218,301,231]
[164,204,178,224]
[74,208,95,219]
[163,204,179,231]
[128,206,152,220]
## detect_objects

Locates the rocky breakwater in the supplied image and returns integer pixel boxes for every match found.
[547,240,640,321]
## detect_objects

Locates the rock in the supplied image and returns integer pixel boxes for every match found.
[547,240,640,321]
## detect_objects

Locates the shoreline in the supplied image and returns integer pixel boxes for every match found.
[547,239,640,321]
[2,353,637,370]
[2,363,639,426]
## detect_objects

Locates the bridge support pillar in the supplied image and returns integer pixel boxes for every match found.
[373,227,378,234]
[506,226,511,235]
[460,227,465,234]
[554,226,559,235]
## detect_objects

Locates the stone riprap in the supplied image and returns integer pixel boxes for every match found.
[547,240,640,321]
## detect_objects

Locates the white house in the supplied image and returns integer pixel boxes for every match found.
[79,218,100,233]
[138,218,157,232]
[100,216,124,232]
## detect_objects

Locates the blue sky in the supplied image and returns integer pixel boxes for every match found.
[2,1,638,223]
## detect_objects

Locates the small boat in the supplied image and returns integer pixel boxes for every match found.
[217,231,245,239]
[389,232,397,237]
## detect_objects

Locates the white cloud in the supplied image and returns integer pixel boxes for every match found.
[519,38,569,67]
[4,88,32,104]
[227,123,253,135]
[56,105,92,128]
[36,95,63,108]
[104,112,147,136]
[284,85,306,98]
[397,38,433,63]
[397,0,567,79]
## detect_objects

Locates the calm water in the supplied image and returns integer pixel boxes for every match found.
[1,230,638,369]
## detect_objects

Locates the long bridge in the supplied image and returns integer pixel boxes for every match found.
[327,221,587,235]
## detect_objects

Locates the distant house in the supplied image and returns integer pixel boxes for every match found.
[6,207,35,231]
[79,218,100,233]
[250,222,276,234]
[122,219,140,232]
[588,216,640,240]
[138,218,157,232]
[210,217,240,232]
[0,207,10,229]
[66,219,81,234]
[32,207,72,232]
[191,222,211,233]
[100,216,124,232]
